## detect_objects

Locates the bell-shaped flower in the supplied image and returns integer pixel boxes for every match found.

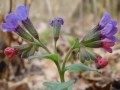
[50,17,64,41]
[50,17,64,27]
[82,12,118,43]
[99,12,118,42]
[16,5,39,40]
[2,13,33,42]
[2,13,20,32]
[16,5,29,21]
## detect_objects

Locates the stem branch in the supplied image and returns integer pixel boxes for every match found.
[62,46,74,70]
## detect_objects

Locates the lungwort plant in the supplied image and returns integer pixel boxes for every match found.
[2,5,118,90]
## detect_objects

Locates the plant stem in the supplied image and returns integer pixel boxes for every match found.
[62,46,74,70]
[55,62,65,82]
[9,0,13,13]
[54,40,57,53]
[38,40,51,54]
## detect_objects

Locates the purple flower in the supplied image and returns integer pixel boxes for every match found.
[49,17,64,41]
[50,17,64,27]
[99,12,118,42]
[16,5,39,39]
[2,13,20,32]
[2,13,33,42]
[16,5,29,21]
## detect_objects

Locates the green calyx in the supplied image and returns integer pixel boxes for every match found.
[16,26,34,42]
[22,19,39,40]
[53,21,61,41]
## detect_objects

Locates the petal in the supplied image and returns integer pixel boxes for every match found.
[49,20,54,26]
[99,12,111,28]
[5,13,19,28]
[101,23,113,35]
[107,36,118,42]
[102,38,115,47]
[49,17,64,27]
[108,26,118,36]
[103,47,112,53]
[16,5,29,20]
[111,20,117,26]
[2,23,14,32]
[57,17,64,25]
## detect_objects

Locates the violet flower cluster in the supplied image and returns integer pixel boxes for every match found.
[2,5,39,41]
[2,5,28,32]
[82,12,118,53]
[1,4,119,90]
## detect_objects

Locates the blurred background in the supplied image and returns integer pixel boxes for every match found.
[0,0,120,90]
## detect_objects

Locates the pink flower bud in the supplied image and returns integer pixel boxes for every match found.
[4,47,17,58]
[95,56,108,69]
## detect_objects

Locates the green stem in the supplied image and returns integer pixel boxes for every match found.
[38,40,51,54]
[62,46,74,70]
[55,62,65,82]
[54,40,57,53]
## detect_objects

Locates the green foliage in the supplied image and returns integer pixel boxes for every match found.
[43,80,75,90]
[65,64,97,72]
[28,54,59,63]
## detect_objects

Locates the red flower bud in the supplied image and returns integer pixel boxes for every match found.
[95,56,108,69]
[4,47,17,58]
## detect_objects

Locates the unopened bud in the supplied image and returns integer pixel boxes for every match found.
[4,47,17,58]
[50,17,64,41]
[95,56,108,69]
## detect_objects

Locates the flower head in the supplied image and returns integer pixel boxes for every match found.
[95,56,108,69]
[50,17,64,41]
[82,12,117,53]
[50,17,64,27]
[4,47,17,58]
[99,12,118,42]
[1,5,34,42]
[2,13,20,32]
[16,5,29,21]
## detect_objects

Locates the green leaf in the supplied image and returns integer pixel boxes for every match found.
[43,80,74,90]
[28,54,59,62]
[65,64,97,72]
[44,82,59,90]
[57,80,74,90]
